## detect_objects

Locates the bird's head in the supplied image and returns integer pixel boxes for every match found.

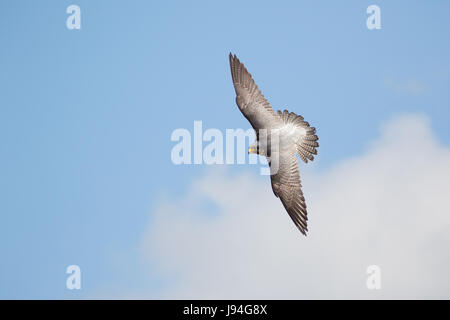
[248,145,264,155]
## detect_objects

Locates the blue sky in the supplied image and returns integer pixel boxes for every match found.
[1,1,449,299]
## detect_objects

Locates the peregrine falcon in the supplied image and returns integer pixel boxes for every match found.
[229,53,319,235]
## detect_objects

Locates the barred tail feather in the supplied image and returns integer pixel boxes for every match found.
[277,109,319,163]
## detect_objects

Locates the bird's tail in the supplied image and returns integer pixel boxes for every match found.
[277,110,319,163]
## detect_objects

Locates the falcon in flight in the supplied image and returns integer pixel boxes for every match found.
[229,53,319,235]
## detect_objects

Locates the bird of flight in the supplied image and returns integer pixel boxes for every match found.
[229,53,319,235]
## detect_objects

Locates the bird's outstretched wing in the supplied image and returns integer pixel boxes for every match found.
[270,146,309,235]
[229,53,282,130]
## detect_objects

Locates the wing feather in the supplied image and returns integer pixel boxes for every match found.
[229,53,281,130]
[270,147,309,235]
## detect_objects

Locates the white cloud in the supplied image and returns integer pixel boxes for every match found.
[142,114,450,299]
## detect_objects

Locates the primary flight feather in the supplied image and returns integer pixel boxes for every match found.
[229,53,319,235]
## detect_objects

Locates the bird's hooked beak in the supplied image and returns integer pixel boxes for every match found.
[248,146,264,155]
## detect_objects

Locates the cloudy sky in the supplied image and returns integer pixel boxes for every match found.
[1,1,450,299]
